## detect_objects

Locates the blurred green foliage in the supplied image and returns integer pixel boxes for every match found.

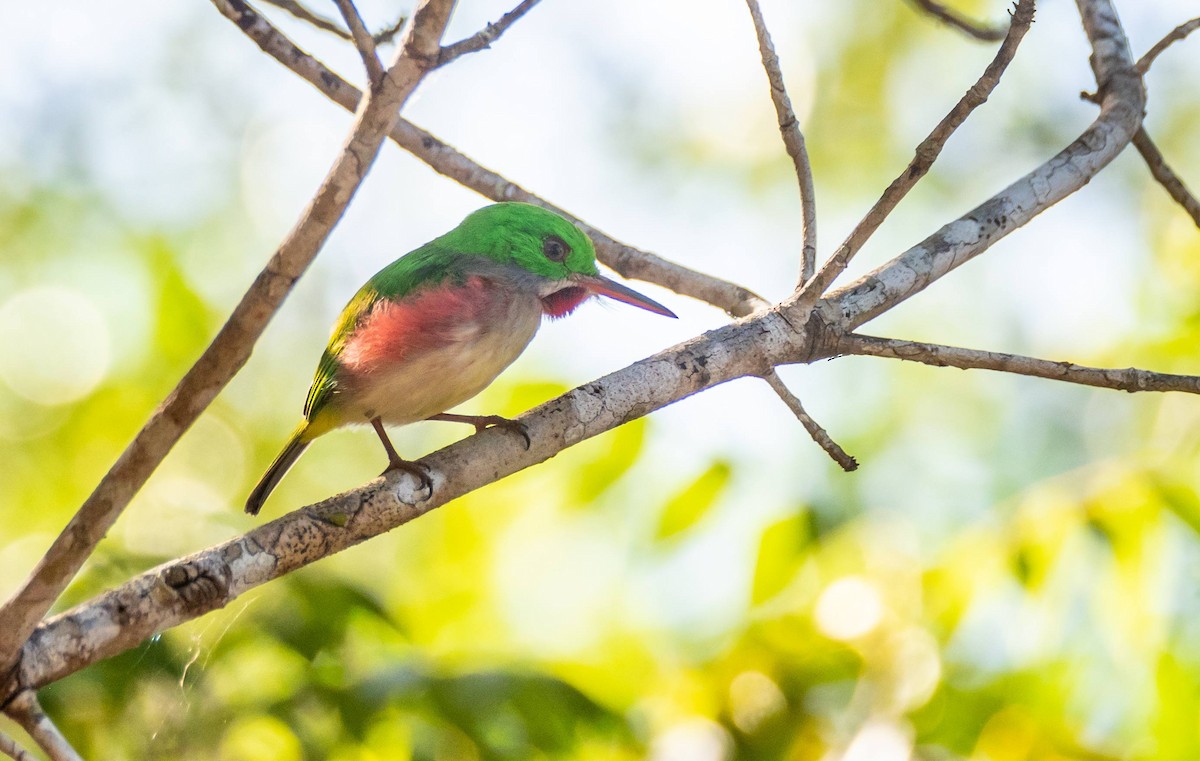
[3,0,1200,759]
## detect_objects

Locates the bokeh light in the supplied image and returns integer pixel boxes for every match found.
[815,576,885,641]
[0,286,109,406]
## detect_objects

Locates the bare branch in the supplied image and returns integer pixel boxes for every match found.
[792,0,1034,315]
[259,0,407,44]
[839,333,1200,394]
[1133,128,1200,229]
[208,0,769,317]
[0,0,455,682]
[762,369,857,471]
[906,0,1007,42]
[259,0,352,39]
[5,693,81,761]
[438,0,543,66]
[744,0,818,282]
[1136,16,1200,74]
[0,730,36,761]
[823,0,1141,330]
[334,0,385,84]
[372,15,408,45]
[11,312,814,693]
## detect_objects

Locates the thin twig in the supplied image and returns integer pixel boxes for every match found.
[1123,16,1200,230]
[839,333,1200,394]
[209,0,769,317]
[5,693,82,761]
[438,0,542,66]
[258,0,406,44]
[372,14,408,45]
[790,0,1035,313]
[334,0,384,84]
[0,730,36,761]
[1133,128,1200,229]
[0,0,455,683]
[744,0,818,282]
[762,369,857,471]
[260,0,352,39]
[906,0,1007,41]
[1136,16,1200,74]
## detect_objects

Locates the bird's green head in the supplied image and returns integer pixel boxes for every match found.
[452,202,599,279]
[448,203,676,318]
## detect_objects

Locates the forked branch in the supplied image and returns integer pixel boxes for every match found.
[0,0,456,684]
[793,0,1035,314]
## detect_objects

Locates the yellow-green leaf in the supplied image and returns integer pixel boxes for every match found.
[752,513,809,604]
[653,460,731,541]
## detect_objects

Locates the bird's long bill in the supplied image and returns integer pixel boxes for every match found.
[578,274,677,318]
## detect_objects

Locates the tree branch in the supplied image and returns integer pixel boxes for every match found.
[1123,17,1200,230]
[793,0,1035,315]
[11,312,811,694]
[438,0,542,66]
[1135,16,1200,74]
[259,0,353,39]
[0,0,455,684]
[0,730,36,761]
[259,0,407,44]
[334,0,384,84]
[823,0,1142,330]
[839,333,1200,393]
[0,0,1170,711]
[1132,128,1200,229]
[4,693,81,761]
[208,0,769,317]
[906,0,1007,42]
[744,0,818,282]
[762,369,857,470]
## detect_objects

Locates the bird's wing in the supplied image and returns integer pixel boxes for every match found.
[302,246,465,421]
[304,285,380,420]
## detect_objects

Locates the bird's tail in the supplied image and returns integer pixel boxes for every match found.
[245,422,311,516]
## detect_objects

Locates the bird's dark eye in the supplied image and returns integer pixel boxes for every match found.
[543,235,569,262]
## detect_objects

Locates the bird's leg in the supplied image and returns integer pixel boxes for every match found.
[426,412,531,450]
[371,416,432,495]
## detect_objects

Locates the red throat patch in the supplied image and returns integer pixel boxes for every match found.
[541,286,590,318]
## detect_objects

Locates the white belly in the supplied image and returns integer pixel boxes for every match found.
[341,300,541,426]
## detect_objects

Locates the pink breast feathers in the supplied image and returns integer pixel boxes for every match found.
[341,276,495,374]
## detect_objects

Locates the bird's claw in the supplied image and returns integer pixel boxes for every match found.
[382,459,433,499]
[485,419,531,450]
[462,415,531,450]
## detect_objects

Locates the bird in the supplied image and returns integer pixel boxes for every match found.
[245,202,677,515]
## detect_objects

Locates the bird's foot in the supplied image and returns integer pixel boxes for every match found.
[427,413,531,450]
[382,457,433,498]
